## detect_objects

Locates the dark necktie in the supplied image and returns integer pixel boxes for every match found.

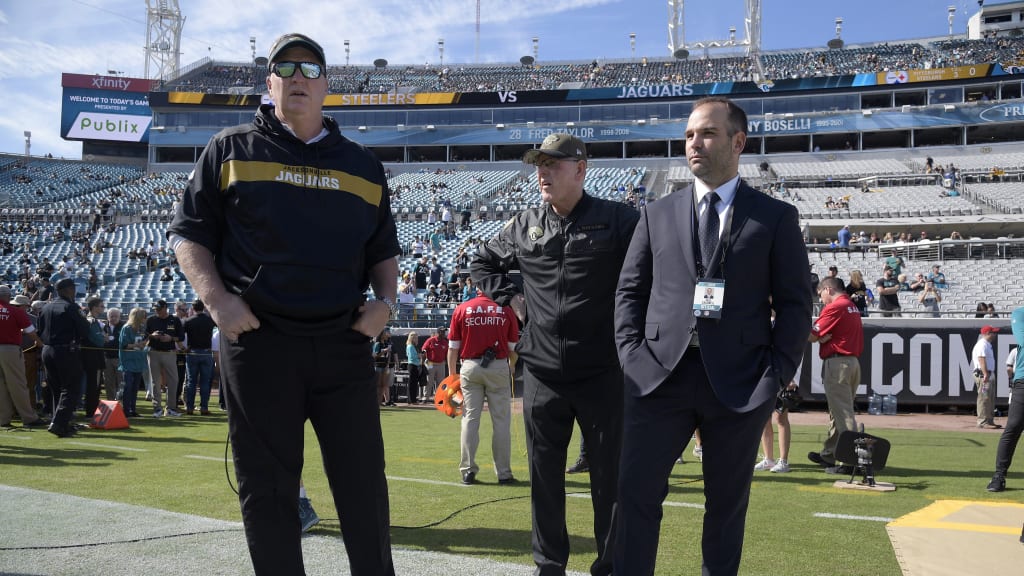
[699,191,721,272]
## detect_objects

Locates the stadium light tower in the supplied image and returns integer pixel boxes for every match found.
[23,131,31,158]
[948,6,957,36]
[344,39,350,67]
[250,36,257,91]
[533,37,539,63]
[630,32,637,60]
[144,0,185,82]
[667,0,763,71]
[438,38,445,67]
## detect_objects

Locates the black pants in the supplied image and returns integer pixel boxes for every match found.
[407,364,426,403]
[42,346,82,432]
[84,367,101,417]
[995,379,1024,476]
[614,350,774,576]
[522,365,623,576]
[222,323,394,576]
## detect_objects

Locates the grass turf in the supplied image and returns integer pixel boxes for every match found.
[1,404,1020,575]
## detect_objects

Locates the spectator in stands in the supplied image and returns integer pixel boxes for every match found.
[413,257,430,290]
[846,270,870,317]
[442,205,455,239]
[837,225,851,249]
[410,235,425,258]
[461,277,475,303]
[159,267,174,281]
[927,264,947,289]
[884,251,905,276]
[976,302,990,318]
[917,281,942,318]
[429,258,444,287]
[950,231,963,240]
[987,303,999,318]
[876,267,902,317]
[897,273,911,291]
[428,225,445,254]
[908,272,927,292]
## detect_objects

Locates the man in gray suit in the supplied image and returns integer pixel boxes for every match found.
[614,96,811,575]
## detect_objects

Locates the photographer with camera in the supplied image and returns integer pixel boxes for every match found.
[808,276,864,474]
[446,288,519,485]
[917,280,942,318]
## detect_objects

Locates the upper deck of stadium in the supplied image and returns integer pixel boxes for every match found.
[162,35,1024,96]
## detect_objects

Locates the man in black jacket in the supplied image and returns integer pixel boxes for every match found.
[38,279,90,438]
[472,133,638,576]
[168,33,398,576]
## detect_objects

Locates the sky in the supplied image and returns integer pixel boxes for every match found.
[0,0,991,159]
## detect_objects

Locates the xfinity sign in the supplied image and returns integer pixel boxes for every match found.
[66,112,151,142]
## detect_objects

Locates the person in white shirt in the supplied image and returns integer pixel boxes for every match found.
[973,325,1002,429]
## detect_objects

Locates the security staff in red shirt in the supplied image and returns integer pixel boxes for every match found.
[420,326,449,400]
[807,276,865,470]
[447,290,519,485]
[0,286,44,428]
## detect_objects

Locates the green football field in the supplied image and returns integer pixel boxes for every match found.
[1,404,1020,575]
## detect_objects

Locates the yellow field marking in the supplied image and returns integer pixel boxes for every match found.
[889,499,1024,536]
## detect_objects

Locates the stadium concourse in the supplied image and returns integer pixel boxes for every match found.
[3,144,1024,322]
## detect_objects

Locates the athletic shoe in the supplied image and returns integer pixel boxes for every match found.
[566,457,589,474]
[164,409,182,417]
[152,409,164,418]
[692,445,703,462]
[753,458,776,471]
[298,497,320,532]
[770,459,791,473]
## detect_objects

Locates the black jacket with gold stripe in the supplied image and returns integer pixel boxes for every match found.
[167,104,400,336]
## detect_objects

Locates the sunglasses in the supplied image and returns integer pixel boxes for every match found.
[271,61,322,79]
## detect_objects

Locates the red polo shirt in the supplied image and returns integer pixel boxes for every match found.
[421,334,449,363]
[447,295,518,360]
[0,303,34,346]
[812,293,864,358]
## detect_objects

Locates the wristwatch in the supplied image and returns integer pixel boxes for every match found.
[379,296,400,321]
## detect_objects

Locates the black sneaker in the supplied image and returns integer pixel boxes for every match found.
[987,475,1006,493]
[497,476,518,485]
[807,452,834,468]
[23,419,48,428]
[461,471,476,485]
[566,457,589,474]
[47,424,77,438]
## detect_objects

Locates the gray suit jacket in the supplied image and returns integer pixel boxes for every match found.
[614,181,812,412]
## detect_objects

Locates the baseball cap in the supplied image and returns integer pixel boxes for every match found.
[980,325,1000,334]
[523,133,588,165]
[268,33,325,65]
[153,299,168,310]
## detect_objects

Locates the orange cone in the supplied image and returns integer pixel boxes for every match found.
[90,400,130,429]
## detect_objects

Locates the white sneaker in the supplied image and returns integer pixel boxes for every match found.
[164,409,182,417]
[770,459,790,473]
[692,445,703,462]
[753,458,776,471]
[152,409,163,418]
